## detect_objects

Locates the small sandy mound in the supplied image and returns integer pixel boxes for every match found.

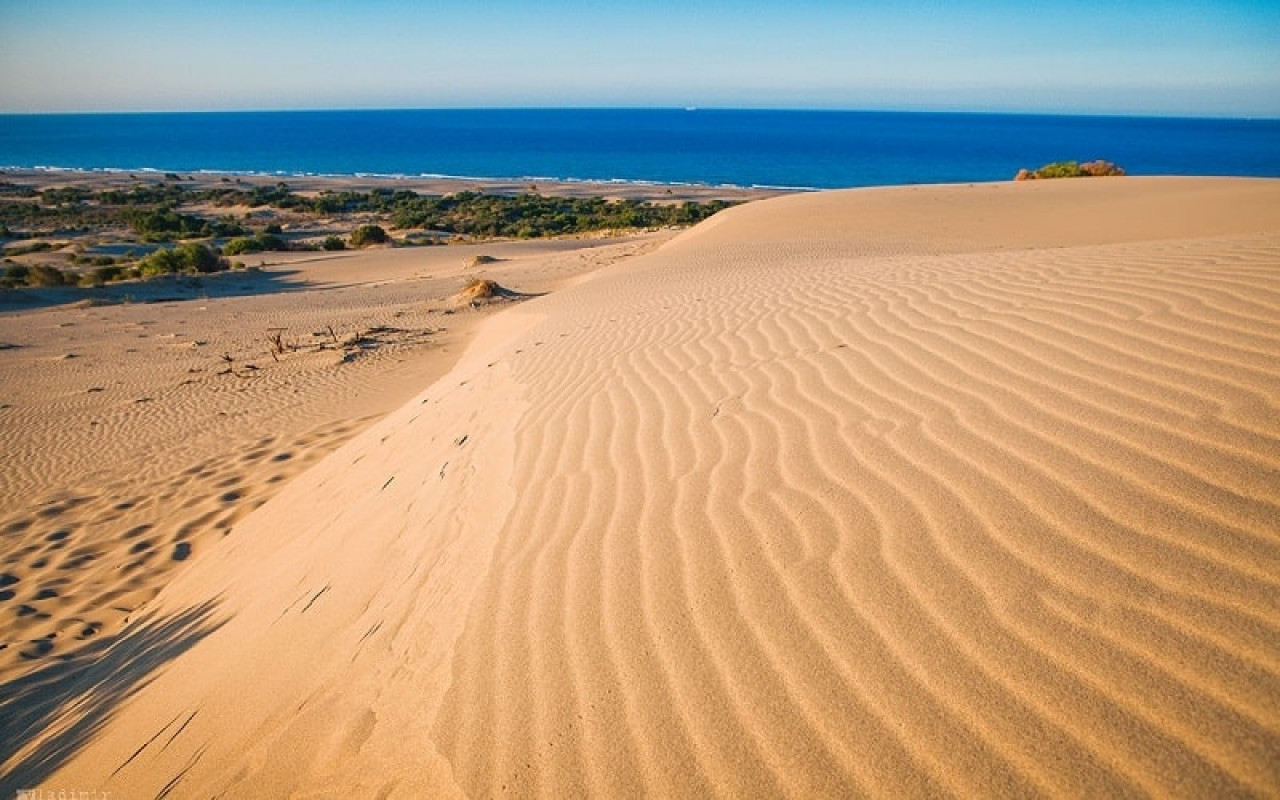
[464,255,500,268]
[452,278,517,307]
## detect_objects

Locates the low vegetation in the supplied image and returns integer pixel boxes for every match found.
[0,178,737,291]
[385,192,731,237]
[1015,160,1126,180]
[1,242,231,288]
[348,224,389,247]
[2,263,69,288]
[1,180,734,241]
[135,242,227,277]
[223,232,288,255]
[127,208,245,241]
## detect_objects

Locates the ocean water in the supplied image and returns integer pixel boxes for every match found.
[1,109,1277,190]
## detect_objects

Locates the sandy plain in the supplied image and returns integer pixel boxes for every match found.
[2,176,1279,797]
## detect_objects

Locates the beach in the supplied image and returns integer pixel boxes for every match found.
[1,167,779,204]
[2,175,1279,796]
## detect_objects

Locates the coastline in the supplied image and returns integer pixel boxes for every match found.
[0,166,789,204]
[4,109,1279,190]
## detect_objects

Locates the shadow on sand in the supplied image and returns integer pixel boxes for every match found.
[0,601,223,793]
[0,268,309,314]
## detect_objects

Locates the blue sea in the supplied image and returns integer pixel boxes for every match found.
[1,109,1277,190]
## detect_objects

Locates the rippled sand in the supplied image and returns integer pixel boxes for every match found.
[5,178,1279,797]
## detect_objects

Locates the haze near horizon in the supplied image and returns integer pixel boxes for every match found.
[1,0,1278,117]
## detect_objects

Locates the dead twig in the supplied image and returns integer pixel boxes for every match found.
[267,328,295,361]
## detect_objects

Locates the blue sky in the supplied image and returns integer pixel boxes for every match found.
[1,0,1277,116]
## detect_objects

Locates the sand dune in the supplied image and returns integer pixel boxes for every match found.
[0,235,664,687]
[6,178,1280,796]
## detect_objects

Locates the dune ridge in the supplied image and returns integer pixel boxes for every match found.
[0,235,664,687]
[13,178,1280,796]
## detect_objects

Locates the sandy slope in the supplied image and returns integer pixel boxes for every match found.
[7,178,1280,796]
[0,234,665,686]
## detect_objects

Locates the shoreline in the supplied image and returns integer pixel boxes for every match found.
[0,166,790,204]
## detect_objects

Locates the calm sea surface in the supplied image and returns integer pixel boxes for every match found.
[1,109,1277,189]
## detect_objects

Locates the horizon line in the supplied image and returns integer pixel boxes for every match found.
[2,105,1279,122]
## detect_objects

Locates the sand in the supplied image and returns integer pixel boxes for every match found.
[0,233,669,682]
[3,177,1279,796]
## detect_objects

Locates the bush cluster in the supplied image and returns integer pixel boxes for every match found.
[135,243,227,277]
[2,263,68,288]
[86,264,126,284]
[1,243,232,289]
[1,261,131,288]
[71,254,120,267]
[195,184,735,237]
[4,241,56,257]
[127,209,244,241]
[223,231,288,255]
[3,180,736,242]
[348,224,389,247]
[387,193,731,238]
[0,180,740,293]
[1015,160,1126,180]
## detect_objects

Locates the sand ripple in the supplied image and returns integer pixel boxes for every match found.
[19,179,1280,796]
[434,231,1280,795]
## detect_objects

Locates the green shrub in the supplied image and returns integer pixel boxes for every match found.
[26,264,67,286]
[1016,160,1125,180]
[1037,161,1084,178]
[210,217,247,237]
[4,241,55,257]
[127,208,212,240]
[137,248,180,277]
[255,232,286,251]
[349,224,389,247]
[97,184,187,206]
[91,264,125,283]
[177,242,223,273]
[222,237,259,256]
[321,235,346,251]
[41,186,92,206]
[223,232,288,255]
[136,242,225,277]
[73,254,117,267]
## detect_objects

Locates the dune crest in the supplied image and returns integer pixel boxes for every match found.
[17,178,1280,796]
